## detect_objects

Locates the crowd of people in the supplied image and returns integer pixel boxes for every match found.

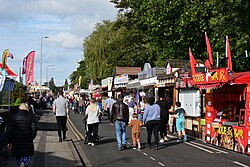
[58,92,187,151]
[4,90,188,166]
[106,94,187,151]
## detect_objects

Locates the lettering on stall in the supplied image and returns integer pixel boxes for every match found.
[214,125,244,139]
[214,93,242,102]
[193,73,205,83]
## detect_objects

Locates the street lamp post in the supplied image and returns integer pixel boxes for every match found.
[40,36,50,86]
[46,65,55,86]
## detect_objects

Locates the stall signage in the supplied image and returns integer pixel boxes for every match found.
[211,125,246,153]
[214,125,244,139]
[101,77,113,87]
[114,74,129,84]
[192,68,228,85]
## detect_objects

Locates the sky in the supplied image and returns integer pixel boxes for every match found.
[0,0,118,86]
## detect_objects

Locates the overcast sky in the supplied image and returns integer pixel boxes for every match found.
[0,0,117,86]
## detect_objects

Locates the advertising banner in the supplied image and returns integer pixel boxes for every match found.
[25,51,35,86]
[210,124,247,154]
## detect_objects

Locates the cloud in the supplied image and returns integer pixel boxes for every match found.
[0,0,117,86]
[48,32,83,49]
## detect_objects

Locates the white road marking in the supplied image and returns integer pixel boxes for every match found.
[143,152,148,156]
[185,142,214,154]
[158,162,165,166]
[190,141,228,154]
[233,161,249,167]
[150,157,156,161]
[167,134,177,138]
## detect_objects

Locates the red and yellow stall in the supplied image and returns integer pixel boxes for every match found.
[192,69,250,155]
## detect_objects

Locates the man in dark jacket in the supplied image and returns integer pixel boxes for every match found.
[110,94,129,151]
[7,103,37,167]
[156,96,171,143]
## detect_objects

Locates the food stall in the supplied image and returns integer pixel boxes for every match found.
[191,69,250,155]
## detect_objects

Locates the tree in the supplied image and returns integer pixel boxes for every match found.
[111,0,250,70]
[48,78,57,93]
[10,82,27,104]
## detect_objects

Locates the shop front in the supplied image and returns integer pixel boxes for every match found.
[192,69,250,155]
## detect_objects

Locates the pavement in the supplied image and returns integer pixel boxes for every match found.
[0,109,84,167]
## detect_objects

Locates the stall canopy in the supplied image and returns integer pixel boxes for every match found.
[231,71,250,85]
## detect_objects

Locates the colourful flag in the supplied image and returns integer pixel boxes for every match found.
[8,52,14,59]
[189,48,197,74]
[204,59,212,69]
[25,51,36,86]
[226,36,232,72]
[1,49,9,69]
[205,32,213,68]
[22,56,27,74]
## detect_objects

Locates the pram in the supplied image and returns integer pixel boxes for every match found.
[82,120,101,144]
[0,116,8,160]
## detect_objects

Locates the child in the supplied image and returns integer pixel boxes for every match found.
[128,113,143,150]
[173,101,187,142]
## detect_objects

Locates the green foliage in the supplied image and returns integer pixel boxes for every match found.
[14,98,22,105]
[10,82,26,104]
[71,0,250,85]
[112,0,250,70]
[48,78,58,93]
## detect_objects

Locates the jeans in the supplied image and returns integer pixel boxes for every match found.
[114,120,127,148]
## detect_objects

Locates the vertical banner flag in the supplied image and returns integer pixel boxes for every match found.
[25,51,35,86]
[205,32,213,69]
[189,48,197,74]
[226,35,232,72]
[22,56,27,74]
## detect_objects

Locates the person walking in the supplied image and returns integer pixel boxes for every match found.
[173,101,187,142]
[7,103,37,167]
[85,98,100,146]
[143,96,161,150]
[128,99,136,123]
[128,113,143,150]
[107,96,116,120]
[110,94,129,151]
[156,96,170,143]
[73,98,78,114]
[78,96,85,114]
[53,90,70,142]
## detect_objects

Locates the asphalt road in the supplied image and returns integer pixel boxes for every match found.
[69,112,250,167]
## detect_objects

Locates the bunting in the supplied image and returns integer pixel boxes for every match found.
[226,35,232,72]
[205,32,213,69]
[25,51,36,86]
[189,48,197,74]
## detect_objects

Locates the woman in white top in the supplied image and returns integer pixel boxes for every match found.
[85,98,100,146]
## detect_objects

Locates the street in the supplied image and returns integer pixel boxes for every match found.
[69,112,250,167]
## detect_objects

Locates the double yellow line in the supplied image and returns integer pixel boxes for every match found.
[68,118,84,141]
